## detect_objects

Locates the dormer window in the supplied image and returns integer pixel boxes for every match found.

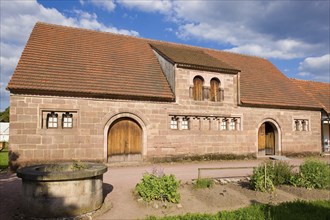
[47,112,58,128]
[62,112,73,128]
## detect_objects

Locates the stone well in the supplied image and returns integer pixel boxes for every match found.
[17,162,108,218]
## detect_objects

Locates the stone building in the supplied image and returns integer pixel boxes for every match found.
[7,23,330,168]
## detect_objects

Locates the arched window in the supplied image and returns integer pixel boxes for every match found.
[193,76,204,101]
[210,78,220,101]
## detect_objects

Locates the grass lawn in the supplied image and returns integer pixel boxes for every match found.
[146,200,330,220]
[0,142,9,171]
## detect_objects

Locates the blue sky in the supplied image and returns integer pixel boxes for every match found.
[1,0,329,111]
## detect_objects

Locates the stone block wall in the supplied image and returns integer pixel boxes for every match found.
[9,67,321,168]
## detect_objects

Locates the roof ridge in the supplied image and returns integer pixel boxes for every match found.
[35,22,267,61]
[290,78,330,85]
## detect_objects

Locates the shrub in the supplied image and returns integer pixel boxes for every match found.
[272,161,293,185]
[290,159,330,189]
[251,161,294,192]
[135,172,181,203]
[250,162,275,192]
[194,178,214,189]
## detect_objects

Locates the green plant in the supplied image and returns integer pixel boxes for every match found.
[250,162,275,192]
[0,107,9,122]
[0,143,9,171]
[145,200,330,220]
[250,161,294,192]
[272,161,293,185]
[194,178,214,189]
[135,172,181,203]
[71,161,87,171]
[290,159,330,189]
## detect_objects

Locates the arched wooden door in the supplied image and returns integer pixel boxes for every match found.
[258,122,275,156]
[108,118,142,158]
[193,76,204,101]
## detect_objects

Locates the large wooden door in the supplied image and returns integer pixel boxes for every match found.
[108,118,142,156]
[258,122,275,155]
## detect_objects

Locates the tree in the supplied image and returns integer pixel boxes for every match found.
[0,107,9,122]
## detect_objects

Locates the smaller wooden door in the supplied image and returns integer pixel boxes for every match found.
[210,79,220,101]
[108,118,142,156]
[193,77,203,101]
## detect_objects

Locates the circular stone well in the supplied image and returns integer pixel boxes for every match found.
[17,162,108,218]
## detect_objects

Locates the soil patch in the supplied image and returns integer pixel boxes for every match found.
[278,185,330,201]
[108,180,330,219]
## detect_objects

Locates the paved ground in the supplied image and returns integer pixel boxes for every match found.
[0,157,328,220]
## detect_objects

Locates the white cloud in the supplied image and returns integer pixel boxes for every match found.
[298,54,330,82]
[172,1,329,60]
[117,0,173,14]
[0,0,139,110]
[89,0,116,12]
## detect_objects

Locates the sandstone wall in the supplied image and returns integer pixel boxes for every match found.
[9,67,321,167]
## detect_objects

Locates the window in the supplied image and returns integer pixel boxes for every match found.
[193,76,204,101]
[295,120,300,131]
[62,112,73,128]
[230,119,236,130]
[210,78,220,102]
[47,112,58,128]
[221,118,227,130]
[294,119,309,131]
[302,120,308,131]
[170,117,178,129]
[181,117,189,130]
[42,110,77,129]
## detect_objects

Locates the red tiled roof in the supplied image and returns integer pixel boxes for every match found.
[150,43,239,74]
[7,22,325,111]
[291,79,330,113]
[205,50,322,110]
[7,22,175,102]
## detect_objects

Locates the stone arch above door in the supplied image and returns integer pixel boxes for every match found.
[103,112,148,162]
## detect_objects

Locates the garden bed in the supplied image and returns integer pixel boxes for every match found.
[132,179,330,219]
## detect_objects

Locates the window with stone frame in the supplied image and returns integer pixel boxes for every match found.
[221,118,228,130]
[295,120,300,131]
[181,117,189,130]
[47,112,58,128]
[170,117,178,129]
[62,112,73,128]
[230,118,236,130]
[302,120,308,131]
[294,119,309,131]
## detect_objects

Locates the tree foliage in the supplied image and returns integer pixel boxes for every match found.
[0,107,9,122]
